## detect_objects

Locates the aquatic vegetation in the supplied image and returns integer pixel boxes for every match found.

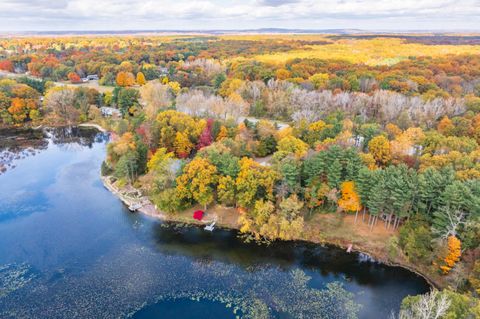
[128,267,360,319]
[0,242,360,319]
[0,263,36,298]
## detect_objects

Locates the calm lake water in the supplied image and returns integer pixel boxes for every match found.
[0,127,430,319]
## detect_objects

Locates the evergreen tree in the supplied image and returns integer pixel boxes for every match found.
[367,172,387,228]
[302,152,326,185]
[416,167,455,219]
[343,148,363,181]
[279,157,301,194]
[327,159,342,189]
[355,167,375,211]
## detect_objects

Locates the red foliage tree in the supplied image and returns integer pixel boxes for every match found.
[0,60,14,72]
[197,119,214,150]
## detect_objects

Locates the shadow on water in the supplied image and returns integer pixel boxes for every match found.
[149,221,428,288]
[132,298,237,319]
[146,221,430,318]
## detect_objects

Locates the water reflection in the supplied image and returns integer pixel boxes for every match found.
[0,126,108,175]
[44,126,108,148]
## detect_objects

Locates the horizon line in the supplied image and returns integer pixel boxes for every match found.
[2,28,480,36]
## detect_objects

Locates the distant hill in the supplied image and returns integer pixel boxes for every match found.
[2,28,479,37]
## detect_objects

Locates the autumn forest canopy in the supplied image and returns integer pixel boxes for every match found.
[2,33,480,317]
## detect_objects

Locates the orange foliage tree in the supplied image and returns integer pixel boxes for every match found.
[437,116,455,136]
[275,68,291,80]
[68,72,81,83]
[338,181,362,223]
[116,71,135,87]
[7,97,37,123]
[439,235,461,274]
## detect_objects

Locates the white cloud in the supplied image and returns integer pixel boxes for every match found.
[0,0,479,31]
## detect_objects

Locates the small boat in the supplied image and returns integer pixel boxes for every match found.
[205,221,216,232]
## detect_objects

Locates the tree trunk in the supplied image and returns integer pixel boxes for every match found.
[370,216,375,231]
[387,213,392,230]
[395,217,401,229]
[362,208,366,222]
[354,210,358,224]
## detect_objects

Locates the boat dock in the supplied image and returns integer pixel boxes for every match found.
[101,176,149,212]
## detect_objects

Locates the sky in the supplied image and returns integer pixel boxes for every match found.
[0,0,479,32]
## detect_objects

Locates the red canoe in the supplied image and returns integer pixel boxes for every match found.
[193,210,204,220]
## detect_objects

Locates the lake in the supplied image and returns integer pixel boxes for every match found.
[0,127,430,318]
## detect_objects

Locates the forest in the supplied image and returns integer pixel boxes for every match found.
[1,34,480,317]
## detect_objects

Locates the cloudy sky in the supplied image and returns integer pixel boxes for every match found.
[0,0,479,31]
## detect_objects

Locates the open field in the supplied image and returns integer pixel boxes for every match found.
[249,38,480,66]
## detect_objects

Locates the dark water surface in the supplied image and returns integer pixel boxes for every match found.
[0,127,429,319]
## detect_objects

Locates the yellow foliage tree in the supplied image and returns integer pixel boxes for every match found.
[217,175,236,207]
[136,72,146,85]
[276,126,293,141]
[390,127,424,162]
[147,147,174,172]
[368,135,391,166]
[176,157,218,210]
[216,125,228,141]
[308,73,329,89]
[107,132,136,165]
[218,78,244,97]
[174,131,194,159]
[308,120,327,132]
[155,110,203,152]
[277,135,309,158]
[119,61,134,72]
[168,81,181,95]
[358,153,377,170]
[236,158,279,208]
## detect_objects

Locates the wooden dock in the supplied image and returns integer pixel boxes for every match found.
[101,176,149,212]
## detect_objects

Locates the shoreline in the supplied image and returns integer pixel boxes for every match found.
[78,123,107,132]
[100,174,442,290]
[6,122,440,290]
[1,121,108,132]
